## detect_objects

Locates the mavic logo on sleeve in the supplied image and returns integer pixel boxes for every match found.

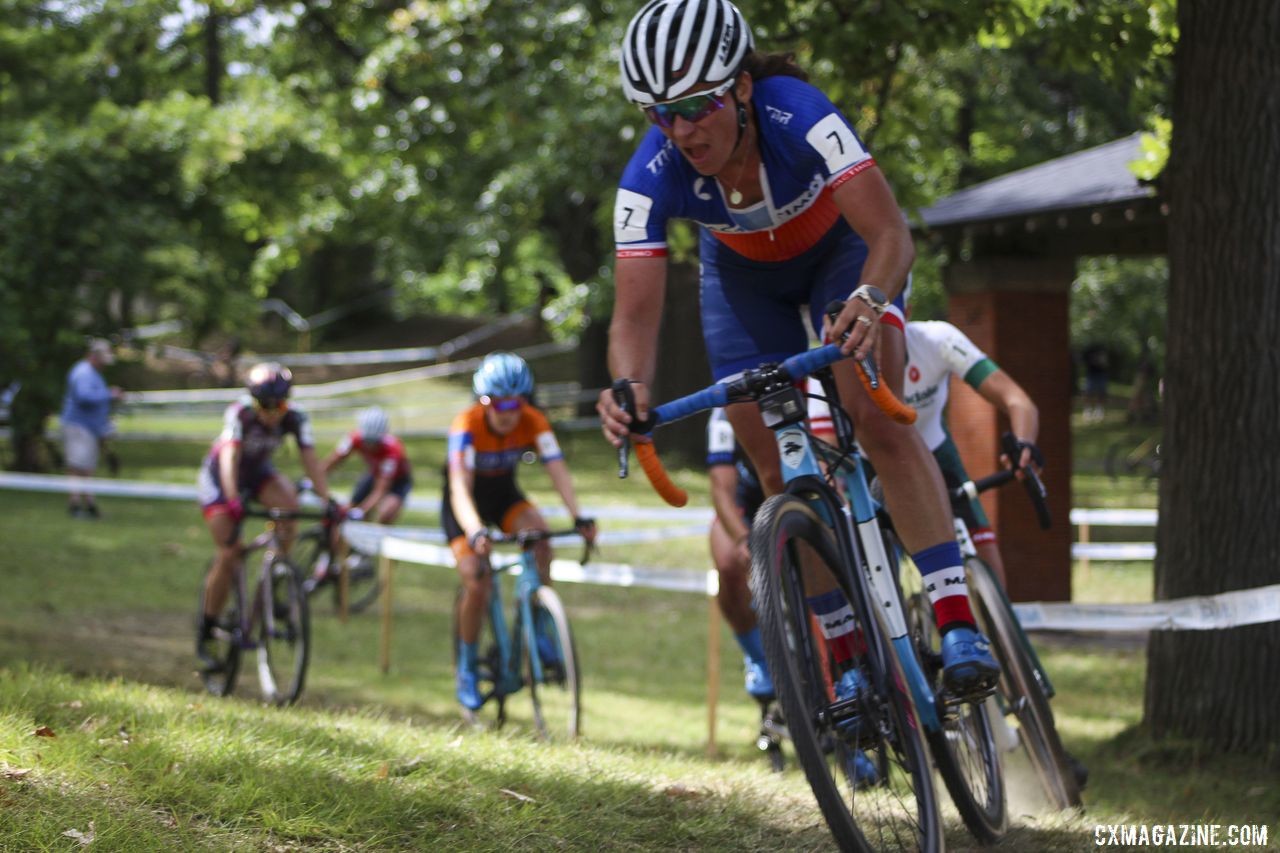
[806,114,868,175]
[614,189,654,243]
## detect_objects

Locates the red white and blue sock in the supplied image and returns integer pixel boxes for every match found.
[807,589,868,662]
[914,541,974,634]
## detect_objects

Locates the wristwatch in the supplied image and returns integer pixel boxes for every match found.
[851,284,889,317]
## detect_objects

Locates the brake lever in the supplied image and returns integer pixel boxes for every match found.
[611,379,633,479]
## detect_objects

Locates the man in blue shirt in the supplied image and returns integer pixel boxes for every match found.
[61,339,123,518]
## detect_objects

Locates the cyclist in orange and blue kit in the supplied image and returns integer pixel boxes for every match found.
[445,353,597,711]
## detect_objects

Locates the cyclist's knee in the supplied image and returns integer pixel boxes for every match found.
[717,555,749,588]
[212,547,239,573]
[852,406,915,455]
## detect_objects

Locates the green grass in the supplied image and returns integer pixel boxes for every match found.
[6,397,1270,850]
[1,482,1277,850]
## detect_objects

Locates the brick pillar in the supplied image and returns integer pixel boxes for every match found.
[943,258,1075,603]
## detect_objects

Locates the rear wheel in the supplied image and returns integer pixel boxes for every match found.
[751,494,942,853]
[338,553,383,614]
[197,560,243,698]
[899,549,1007,842]
[967,557,1082,810]
[523,586,581,740]
[295,526,382,614]
[257,557,310,706]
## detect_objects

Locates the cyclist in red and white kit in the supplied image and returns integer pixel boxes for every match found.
[195,363,334,669]
[322,406,413,524]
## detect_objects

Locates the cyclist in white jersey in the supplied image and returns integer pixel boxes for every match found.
[810,323,1041,586]
[901,321,1040,585]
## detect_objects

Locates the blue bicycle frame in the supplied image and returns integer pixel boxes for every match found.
[481,548,549,701]
[647,344,942,732]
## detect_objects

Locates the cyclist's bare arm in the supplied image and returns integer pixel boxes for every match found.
[298,446,331,501]
[975,370,1040,472]
[543,458,594,538]
[447,456,489,555]
[359,472,393,515]
[598,256,666,445]
[218,442,240,502]
[320,448,344,475]
[828,167,915,359]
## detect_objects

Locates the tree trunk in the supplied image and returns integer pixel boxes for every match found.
[1145,0,1280,752]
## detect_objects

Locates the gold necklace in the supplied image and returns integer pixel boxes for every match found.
[723,125,753,206]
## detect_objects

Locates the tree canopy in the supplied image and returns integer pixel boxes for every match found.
[1,0,1173,466]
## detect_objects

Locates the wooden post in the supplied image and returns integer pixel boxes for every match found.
[336,538,350,624]
[705,592,721,758]
[379,553,394,674]
[1078,519,1091,581]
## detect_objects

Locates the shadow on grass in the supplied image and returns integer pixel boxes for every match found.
[2,667,842,851]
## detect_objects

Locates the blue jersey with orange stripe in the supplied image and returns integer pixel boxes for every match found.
[614,75,875,264]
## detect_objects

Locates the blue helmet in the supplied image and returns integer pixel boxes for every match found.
[472,352,534,399]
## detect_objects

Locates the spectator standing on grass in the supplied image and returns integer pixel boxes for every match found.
[61,338,124,518]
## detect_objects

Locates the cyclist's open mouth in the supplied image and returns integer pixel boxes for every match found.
[682,143,712,169]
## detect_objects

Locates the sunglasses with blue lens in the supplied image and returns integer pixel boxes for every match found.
[643,78,737,129]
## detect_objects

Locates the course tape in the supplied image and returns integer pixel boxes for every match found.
[9,473,1270,633]
[0,472,716,523]
[130,340,575,405]
[1072,542,1156,560]
[343,522,717,596]
[1070,508,1157,526]
[1012,584,1280,633]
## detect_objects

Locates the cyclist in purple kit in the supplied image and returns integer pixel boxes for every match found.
[596,0,999,705]
[195,362,335,669]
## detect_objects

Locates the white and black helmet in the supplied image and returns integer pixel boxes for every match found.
[357,406,390,442]
[620,0,754,106]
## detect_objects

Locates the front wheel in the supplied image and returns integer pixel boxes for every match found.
[967,557,1082,810]
[257,557,310,706]
[523,586,581,740]
[751,494,942,853]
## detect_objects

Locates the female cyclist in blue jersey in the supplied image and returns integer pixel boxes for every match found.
[597,0,999,702]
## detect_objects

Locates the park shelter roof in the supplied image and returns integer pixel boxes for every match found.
[917,133,1155,229]
[913,133,1167,257]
